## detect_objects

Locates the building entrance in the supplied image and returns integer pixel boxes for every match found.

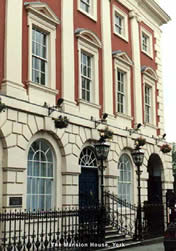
[79,146,99,207]
[145,153,164,238]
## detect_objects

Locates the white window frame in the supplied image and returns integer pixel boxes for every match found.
[114,60,131,118]
[113,6,129,42]
[78,0,97,21]
[141,27,153,58]
[25,132,63,210]
[143,75,156,126]
[144,85,151,124]
[32,27,48,86]
[27,139,55,211]
[118,153,133,204]
[26,3,59,105]
[117,69,126,114]
[81,51,93,102]
[78,39,99,107]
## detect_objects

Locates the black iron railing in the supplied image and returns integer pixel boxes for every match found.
[104,191,137,238]
[0,207,104,250]
[104,191,166,240]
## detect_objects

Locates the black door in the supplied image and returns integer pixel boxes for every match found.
[79,168,98,207]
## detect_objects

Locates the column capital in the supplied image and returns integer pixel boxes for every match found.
[129,11,141,22]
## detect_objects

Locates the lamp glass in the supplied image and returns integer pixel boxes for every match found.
[131,148,144,166]
[94,142,110,161]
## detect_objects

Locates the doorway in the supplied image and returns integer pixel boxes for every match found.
[148,153,163,203]
[145,153,164,238]
[79,146,99,207]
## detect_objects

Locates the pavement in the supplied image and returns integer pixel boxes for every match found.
[123,239,164,251]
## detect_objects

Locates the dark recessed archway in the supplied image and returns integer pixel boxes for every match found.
[147,153,163,203]
[146,153,164,237]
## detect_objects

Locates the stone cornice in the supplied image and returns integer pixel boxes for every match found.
[138,0,171,25]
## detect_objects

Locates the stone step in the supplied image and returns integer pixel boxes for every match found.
[92,225,141,251]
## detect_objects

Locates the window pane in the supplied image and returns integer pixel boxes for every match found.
[47,149,53,162]
[48,163,53,177]
[28,161,32,176]
[41,163,47,177]
[27,195,31,210]
[34,163,39,176]
[46,196,51,210]
[81,51,92,102]
[39,195,44,210]
[87,91,90,102]
[46,180,52,194]
[27,178,32,194]
[32,178,37,194]
[39,179,45,194]
[41,73,45,85]
[32,195,37,210]
[32,28,47,85]
[82,78,85,89]
[40,152,46,162]
[80,0,90,13]
[82,89,85,100]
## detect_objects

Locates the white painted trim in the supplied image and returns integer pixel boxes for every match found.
[141,27,153,59]
[77,0,97,21]
[78,39,99,106]
[25,132,63,209]
[101,0,113,116]
[113,51,133,66]
[113,5,129,42]
[27,7,58,105]
[25,2,60,25]
[143,74,156,127]
[142,66,158,81]
[114,59,132,118]
[117,151,135,205]
[61,0,75,107]
[75,29,102,48]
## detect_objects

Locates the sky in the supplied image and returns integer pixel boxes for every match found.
[159,0,176,143]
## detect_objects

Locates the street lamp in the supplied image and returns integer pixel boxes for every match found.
[94,137,110,207]
[131,146,144,240]
[94,137,110,244]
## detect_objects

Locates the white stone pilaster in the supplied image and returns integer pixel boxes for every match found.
[101,0,113,116]
[2,0,27,99]
[130,11,143,124]
[61,0,76,110]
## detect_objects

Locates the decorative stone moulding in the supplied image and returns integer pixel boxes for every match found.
[160,143,172,154]
[54,115,69,129]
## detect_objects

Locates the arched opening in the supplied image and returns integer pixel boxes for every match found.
[118,153,133,204]
[147,153,163,203]
[145,153,164,238]
[79,146,98,207]
[27,138,55,210]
